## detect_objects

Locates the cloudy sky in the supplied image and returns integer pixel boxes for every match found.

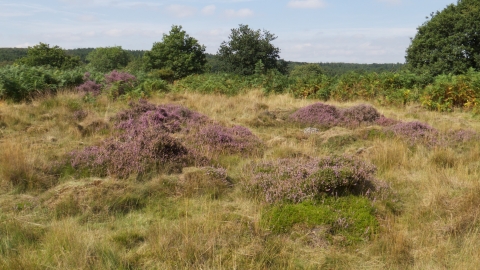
[0,0,456,63]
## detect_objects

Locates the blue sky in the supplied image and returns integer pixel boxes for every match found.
[0,0,457,63]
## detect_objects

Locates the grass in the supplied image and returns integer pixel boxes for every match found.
[1,89,480,269]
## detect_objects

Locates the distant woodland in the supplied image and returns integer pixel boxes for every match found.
[0,47,403,75]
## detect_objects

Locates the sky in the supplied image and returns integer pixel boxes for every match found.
[0,0,457,63]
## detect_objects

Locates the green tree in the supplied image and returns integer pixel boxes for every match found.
[16,43,80,69]
[289,63,324,78]
[143,25,207,80]
[86,46,131,72]
[406,0,480,76]
[217,24,282,75]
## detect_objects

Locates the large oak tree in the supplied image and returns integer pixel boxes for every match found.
[406,0,480,76]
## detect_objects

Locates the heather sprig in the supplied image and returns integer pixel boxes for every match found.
[245,156,377,204]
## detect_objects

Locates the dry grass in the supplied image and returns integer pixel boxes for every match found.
[1,90,480,269]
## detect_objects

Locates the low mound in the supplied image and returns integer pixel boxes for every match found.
[244,155,378,204]
[70,100,262,179]
[289,103,394,129]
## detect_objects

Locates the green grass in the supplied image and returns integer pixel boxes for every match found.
[262,196,378,244]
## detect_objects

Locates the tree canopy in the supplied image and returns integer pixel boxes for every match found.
[405,0,480,76]
[86,46,131,72]
[217,24,282,75]
[143,25,207,80]
[16,43,80,69]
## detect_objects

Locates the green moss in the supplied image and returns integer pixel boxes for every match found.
[262,196,378,245]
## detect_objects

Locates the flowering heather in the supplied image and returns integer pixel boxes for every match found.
[70,101,207,178]
[446,129,480,144]
[75,80,102,96]
[289,103,341,128]
[196,124,263,155]
[387,121,439,146]
[245,156,377,204]
[375,115,399,126]
[105,70,136,84]
[71,129,193,178]
[340,104,380,127]
[71,100,261,178]
[290,103,397,129]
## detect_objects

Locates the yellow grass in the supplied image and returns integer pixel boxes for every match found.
[1,90,480,269]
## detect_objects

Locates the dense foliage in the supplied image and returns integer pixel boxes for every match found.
[86,46,131,72]
[143,25,207,79]
[15,43,81,69]
[217,24,284,75]
[406,0,480,76]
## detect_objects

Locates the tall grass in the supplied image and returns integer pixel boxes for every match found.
[0,88,480,269]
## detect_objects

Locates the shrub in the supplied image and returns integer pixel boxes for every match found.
[71,101,206,178]
[340,104,380,127]
[104,70,137,98]
[387,121,439,146]
[245,156,377,204]
[196,124,263,155]
[289,102,341,128]
[421,70,480,112]
[75,80,102,96]
[70,125,193,179]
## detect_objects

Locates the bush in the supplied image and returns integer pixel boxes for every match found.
[340,104,381,127]
[245,156,377,204]
[104,70,137,98]
[386,121,439,146]
[71,101,205,178]
[421,69,480,112]
[196,124,263,155]
[289,102,341,128]
[0,65,85,101]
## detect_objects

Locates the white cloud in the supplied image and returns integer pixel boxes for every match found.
[166,5,197,18]
[201,5,216,15]
[279,28,415,63]
[287,0,326,9]
[224,8,254,18]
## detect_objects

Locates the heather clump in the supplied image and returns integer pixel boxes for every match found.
[290,103,396,129]
[71,100,261,178]
[70,101,207,179]
[375,115,399,126]
[289,103,341,128]
[75,80,102,96]
[196,124,263,155]
[245,156,377,204]
[104,70,137,98]
[115,100,207,130]
[386,121,439,146]
[70,131,192,178]
[340,104,380,127]
[446,129,479,144]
